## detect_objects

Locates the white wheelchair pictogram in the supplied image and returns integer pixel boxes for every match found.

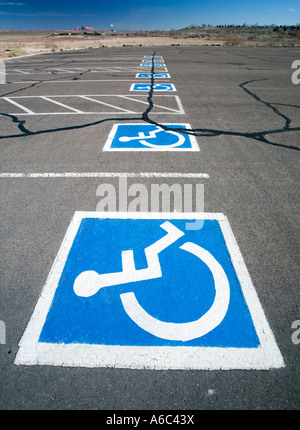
[73,222,230,341]
[137,84,171,90]
[118,126,186,148]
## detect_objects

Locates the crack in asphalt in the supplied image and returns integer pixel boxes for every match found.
[0,51,299,151]
[141,56,299,151]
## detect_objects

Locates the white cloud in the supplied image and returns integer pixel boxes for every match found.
[288,8,295,12]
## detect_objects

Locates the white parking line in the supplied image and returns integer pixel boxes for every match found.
[40,96,84,113]
[118,95,185,114]
[14,69,31,74]
[2,97,34,114]
[79,95,135,113]
[0,172,210,179]
[51,68,77,73]
[1,94,185,115]
[6,66,168,76]
[11,80,149,84]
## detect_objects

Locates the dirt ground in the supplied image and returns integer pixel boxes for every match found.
[0,33,225,59]
[1,27,298,60]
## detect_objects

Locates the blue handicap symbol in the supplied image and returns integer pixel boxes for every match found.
[131,83,175,91]
[38,216,260,348]
[105,124,198,150]
[140,63,165,67]
[136,73,170,78]
[142,60,164,63]
[153,73,170,78]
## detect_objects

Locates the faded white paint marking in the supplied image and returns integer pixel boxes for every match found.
[0,172,210,179]
[11,80,149,84]
[14,69,30,74]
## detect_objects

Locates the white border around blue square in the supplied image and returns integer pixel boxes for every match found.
[135,73,171,79]
[14,211,285,370]
[102,123,199,152]
[130,83,176,92]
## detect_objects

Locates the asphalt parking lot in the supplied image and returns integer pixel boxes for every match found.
[0,45,299,410]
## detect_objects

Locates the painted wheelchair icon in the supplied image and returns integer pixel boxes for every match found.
[74,222,230,342]
[118,126,186,148]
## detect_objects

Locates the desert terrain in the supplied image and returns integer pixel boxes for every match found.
[0,25,299,59]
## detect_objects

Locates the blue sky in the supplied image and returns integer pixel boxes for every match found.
[0,0,299,30]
